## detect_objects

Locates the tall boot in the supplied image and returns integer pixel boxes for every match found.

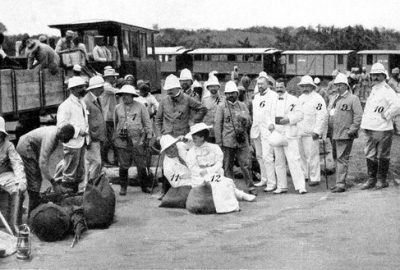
[375,158,390,190]
[119,168,128,196]
[158,176,171,200]
[138,167,151,194]
[28,191,41,217]
[361,159,378,190]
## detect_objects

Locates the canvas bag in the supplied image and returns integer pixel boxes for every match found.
[83,173,116,228]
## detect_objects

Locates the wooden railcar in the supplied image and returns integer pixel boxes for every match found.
[49,19,161,92]
[357,50,400,73]
[187,48,282,78]
[147,46,192,76]
[282,50,357,77]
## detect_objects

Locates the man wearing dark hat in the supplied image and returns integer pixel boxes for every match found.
[93,35,111,62]
[26,39,60,74]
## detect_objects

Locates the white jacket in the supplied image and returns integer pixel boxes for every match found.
[250,89,278,139]
[274,92,303,138]
[57,94,89,148]
[297,91,328,137]
[361,81,400,131]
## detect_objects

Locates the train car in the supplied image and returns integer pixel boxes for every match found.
[147,46,192,76]
[282,50,357,77]
[357,50,400,73]
[49,19,161,91]
[187,48,282,78]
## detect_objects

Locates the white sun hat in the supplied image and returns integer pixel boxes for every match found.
[87,76,105,91]
[187,123,213,137]
[268,130,288,147]
[160,135,180,152]
[68,76,86,89]
[0,117,8,136]
[163,74,182,91]
[179,68,193,81]
[333,73,350,88]
[205,75,220,89]
[297,75,317,88]
[73,64,82,72]
[224,81,239,93]
[370,62,387,77]
[314,77,321,85]
[116,84,139,97]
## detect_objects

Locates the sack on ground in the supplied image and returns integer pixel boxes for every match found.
[186,182,216,215]
[159,186,192,208]
[83,173,116,229]
[29,202,71,242]
[207,176,240,214]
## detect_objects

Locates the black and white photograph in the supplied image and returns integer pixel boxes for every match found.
[1,0,400,269]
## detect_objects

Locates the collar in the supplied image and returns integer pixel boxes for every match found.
[90,92,98,100]
[69,94,83,105]
[277,92,287,100]
[171,91,184,102]
[259,88,270,96]
[340,90,349,98]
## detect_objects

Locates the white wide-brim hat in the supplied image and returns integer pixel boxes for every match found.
[68,76,87,89]
[297,75,317,88]
[160,135,180,152]
[163,74,181,91]
[187,123,213,137]
[87,75,105,91]
[116,84,139,97]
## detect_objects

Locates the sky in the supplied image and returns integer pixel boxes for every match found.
[2,0,400,35]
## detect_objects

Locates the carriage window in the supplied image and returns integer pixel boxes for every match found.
[83,30,99,53]
[139,33,147,58]
[220,55,228,61]
[367,54,373,65]
[194,54,202,61]
[338,55,344,65]
[122,30,130,57]
[204,55,211,61]
[211,55,219,61]
[227,54,236,61]
[130,31,140,58]
[236,55,243,61]
[288,55,294,64]
[254,54,262,61]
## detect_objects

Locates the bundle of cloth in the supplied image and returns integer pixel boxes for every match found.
[159,123,256,214]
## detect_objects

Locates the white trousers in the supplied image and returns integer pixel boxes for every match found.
[252,136,267,182]
[260,136,277,188]
[298,136,320,183]
[84,141,102,186]
[274,138,305,190]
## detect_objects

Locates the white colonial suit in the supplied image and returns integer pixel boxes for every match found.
[273,92,306,191]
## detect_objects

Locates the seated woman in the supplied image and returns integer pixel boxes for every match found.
[160,123,255,202]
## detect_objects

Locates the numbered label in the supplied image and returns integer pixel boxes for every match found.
[316,103,322,110]
[259,101,265,108]
[225,116,231,123]
[170,174,180,182]
[341,104,349,111]
[210,174,221,182]
[374,106,384,113]
[289,104,295,111]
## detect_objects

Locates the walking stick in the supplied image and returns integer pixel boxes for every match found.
[150,146,162,194]
[322,139,329,189]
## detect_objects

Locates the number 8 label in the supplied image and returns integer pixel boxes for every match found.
[316,103,322,110]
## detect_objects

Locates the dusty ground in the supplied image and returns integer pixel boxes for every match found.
[1,133,400,269]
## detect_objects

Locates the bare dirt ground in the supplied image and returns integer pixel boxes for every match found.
[2,133,400,269]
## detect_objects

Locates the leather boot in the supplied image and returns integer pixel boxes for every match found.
[361,159,378,190]
[138,168,151,194]
[119,168,128,196]
[28,191,41,217]
[375,158,390,190]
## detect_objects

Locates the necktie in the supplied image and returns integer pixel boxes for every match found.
[332,95,342,108]
[278,97,284,100]
[96,97,103,112]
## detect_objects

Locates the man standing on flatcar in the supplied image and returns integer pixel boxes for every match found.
[360,63,400,190]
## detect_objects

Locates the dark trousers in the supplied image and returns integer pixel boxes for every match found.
[102,121,117,164]
[222,146,254,187]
